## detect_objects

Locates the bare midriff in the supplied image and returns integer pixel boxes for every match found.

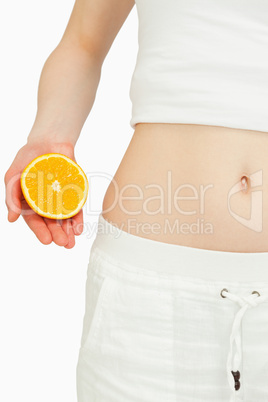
[102,123,268,252]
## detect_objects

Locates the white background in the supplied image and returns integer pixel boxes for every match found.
[0,1,138,401]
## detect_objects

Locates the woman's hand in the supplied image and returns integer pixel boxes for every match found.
[4,140,84,249]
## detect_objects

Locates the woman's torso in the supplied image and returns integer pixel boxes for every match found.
[102,123,268,252]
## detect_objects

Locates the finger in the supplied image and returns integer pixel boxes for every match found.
[71,209,84,235]
[5,171,22,222]
[21,203,53,245]
[62,219,76,249]
[43,218,69,247]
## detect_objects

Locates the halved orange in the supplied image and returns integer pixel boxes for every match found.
[20,153,89,219]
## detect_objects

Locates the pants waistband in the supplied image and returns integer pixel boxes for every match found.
[92,213,268,284]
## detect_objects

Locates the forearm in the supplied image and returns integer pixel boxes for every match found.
[27,41,102,147]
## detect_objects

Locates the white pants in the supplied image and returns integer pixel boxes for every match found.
[76,213,268,402]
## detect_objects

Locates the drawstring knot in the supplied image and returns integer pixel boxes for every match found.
[220,288,268,402]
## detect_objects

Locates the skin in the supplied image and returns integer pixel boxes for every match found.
[102,123,268,252]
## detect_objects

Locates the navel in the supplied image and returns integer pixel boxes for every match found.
[240,174,250,193]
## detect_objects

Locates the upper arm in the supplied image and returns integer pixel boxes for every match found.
[60,0,135,63]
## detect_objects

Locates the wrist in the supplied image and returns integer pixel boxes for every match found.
[27,127,77,149]
[26,134,75,159]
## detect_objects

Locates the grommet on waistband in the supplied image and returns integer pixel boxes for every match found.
[252,290,260,297]
[220,288,228,298]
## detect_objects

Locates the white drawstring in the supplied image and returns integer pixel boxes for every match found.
[220,288,268,402]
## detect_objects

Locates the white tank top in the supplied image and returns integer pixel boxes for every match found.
[129,0,268,132]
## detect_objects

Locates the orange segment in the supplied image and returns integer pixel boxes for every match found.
[20,153,89,219]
